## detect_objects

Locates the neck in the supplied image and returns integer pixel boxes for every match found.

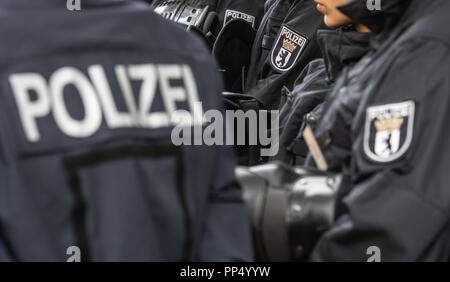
[355,24,371,33]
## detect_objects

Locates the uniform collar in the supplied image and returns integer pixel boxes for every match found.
[317,27,371,82]
[337,0,450,49]
[336,0,412,34]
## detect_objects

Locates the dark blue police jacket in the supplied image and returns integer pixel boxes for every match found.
[0,0,253,262]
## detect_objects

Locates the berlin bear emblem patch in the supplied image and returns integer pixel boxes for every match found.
[270,25,308,73]
[364,101,415,163]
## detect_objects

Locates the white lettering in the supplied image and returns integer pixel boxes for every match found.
[9,64,203,142]
[10,73,51,142]
[50,67,102,138]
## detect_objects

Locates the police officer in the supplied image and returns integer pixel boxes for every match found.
[150,0,265,44]
[211,0,326,165]
[274,25,372,165]
[0,0,253,261]
[238,0,450,262]
[244,0,326,110]
[308,0,450,261]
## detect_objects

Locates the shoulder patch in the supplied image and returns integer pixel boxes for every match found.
[270,25,308,73]
[224,9,255,28]
[364,101,415,163]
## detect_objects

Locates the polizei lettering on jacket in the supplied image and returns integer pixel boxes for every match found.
[279,27,306,46]
[224,10,255,27]
[9,64,203,142]
[271,25,307,72]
